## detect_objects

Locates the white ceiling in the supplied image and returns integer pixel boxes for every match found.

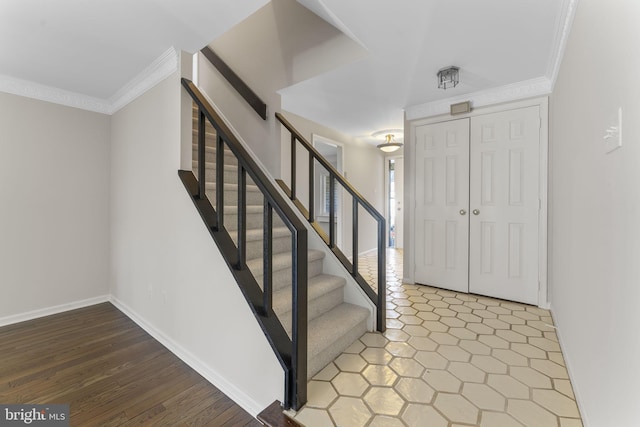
[0,0,268,99]
[0,0,575,145]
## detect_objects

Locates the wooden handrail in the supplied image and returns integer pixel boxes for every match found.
[200,46,267,120]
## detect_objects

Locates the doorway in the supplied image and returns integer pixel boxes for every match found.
[386,157,404,249]
[312,135,344,248]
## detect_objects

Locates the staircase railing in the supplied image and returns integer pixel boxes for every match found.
[276,113,386,332]
[179,78,308,410]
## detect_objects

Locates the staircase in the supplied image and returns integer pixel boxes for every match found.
[190,104,369,379]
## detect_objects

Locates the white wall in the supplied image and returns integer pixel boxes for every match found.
[549,1,640,425]
[0,93,110,322]
[197,0,365,178]
[109,69,283,416]
[280,110,385,255]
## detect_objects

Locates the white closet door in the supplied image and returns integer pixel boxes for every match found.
[469,106,540,304]
[414,119,470,293]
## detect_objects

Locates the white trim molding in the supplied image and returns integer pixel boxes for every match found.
[405,77,552,121]
[0,47,179,115]
[109,47,179,114]
[546,0,579,90]
[0,75,111,114]
[0,295,110,328]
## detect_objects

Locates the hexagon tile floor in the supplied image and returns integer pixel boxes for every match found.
[292,249,583,427]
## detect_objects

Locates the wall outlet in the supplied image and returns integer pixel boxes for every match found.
[604,107,622,154]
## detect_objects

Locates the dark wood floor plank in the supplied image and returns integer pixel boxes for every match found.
[0,303,260,426]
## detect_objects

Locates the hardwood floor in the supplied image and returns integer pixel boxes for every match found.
[0,303,261,426]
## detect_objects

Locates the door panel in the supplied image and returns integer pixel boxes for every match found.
[395,158,404,248]
[414,119,470,292]
[469,106,540,304]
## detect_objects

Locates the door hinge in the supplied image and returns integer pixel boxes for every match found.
[538,117,542,129]
[538,199,542,210]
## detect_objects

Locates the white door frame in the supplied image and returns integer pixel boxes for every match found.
[405,96,549,308]
[384,155,404,249]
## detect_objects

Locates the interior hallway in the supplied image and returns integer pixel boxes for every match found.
[293,249,582,427]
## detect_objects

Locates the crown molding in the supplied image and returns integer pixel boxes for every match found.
[0,47,179,115]
[108,47,178,114]
[405,76,552,121]
[0,74,111,113]
[546,0,579,89]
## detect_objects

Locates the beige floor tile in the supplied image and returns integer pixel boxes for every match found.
[407,336,437,351]
[368,415,406,427]
[415,350,449,369]
[553,379,576,399]
[361,332,389,348]
[480,411,524,427]
[331,372,369,397]
[533,389,581,418]
[361,347,393,365]
[511,342,547,359]
[423,369,462,392]
[507,399,558,427]
[471,354,508,374]
[362,365,398,386]
[363,387,405,416]
[294,407,334,427]
[492,349,529,367]
[559,417,583,427]
[459,339,492,355]
[510,366,553,389]
[335,353,367,373]
[463,383,507,411]
[434,393,479,424]
[448,361,487,383]
[401,404,448,427]
[313,362,339,381]
[299,248,582,427]
[306,380,338,408]
[437,344,471,362]
[395,377,435,403]
[487,374,530,399]
[328,396,372,427]
[529,337,562,352]
[385,342,416,358]
[389,357,425,378]
[531,359,569,379]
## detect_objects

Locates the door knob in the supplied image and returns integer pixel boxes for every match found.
[473,209,480,215]
[459,209,467,216]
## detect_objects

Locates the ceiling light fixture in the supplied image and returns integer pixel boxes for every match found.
[438,66,459,90]
[377,134,403,153]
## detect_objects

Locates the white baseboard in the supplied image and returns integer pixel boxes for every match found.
[549,305,590,427]
[109,296,265,417]
[0,295,110,328]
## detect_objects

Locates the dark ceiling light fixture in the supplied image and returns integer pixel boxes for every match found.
[438,66,460,90]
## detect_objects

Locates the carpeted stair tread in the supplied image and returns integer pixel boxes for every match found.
[272,274,345,317]
[273,275,346,335]
[205,182,261,192]
[228,226,290,247]
[246,249,324,274]
[307,303,369,377]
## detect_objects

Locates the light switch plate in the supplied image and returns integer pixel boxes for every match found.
[604,107,622,154]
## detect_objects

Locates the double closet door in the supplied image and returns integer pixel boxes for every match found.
[414,106,541,305]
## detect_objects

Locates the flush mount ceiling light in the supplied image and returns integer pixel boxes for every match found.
[376,134,403,153]
[438,66,459,90]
